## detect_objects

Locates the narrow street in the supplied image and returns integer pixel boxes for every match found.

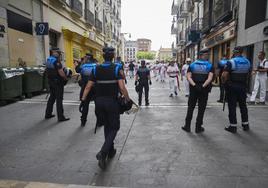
[1,79,268,188]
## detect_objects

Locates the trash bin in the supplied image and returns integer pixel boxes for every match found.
[22,67,44,98]
[0,68,24,101]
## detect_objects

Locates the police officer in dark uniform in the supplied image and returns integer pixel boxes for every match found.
[135,60,152,106]
[45,48,70,122]
[217,55,228,103]
[114,56,127,84]
[181,49,214,133]
[76,53,96,126]
[222,47,251,133]
[81,47,130,169]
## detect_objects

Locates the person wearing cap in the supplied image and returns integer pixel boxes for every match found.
[135,60,152,106]
[45,47,70,122]
[249,51,268,105]
[181,58,191,97]
[76,53,97,127]
[217,54,228,103]
[222,46,251,133]
[81,46,130,169]
[181,49,214,133]
[167,61,179,97]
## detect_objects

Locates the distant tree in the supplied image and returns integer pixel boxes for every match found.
[136,51,156,60]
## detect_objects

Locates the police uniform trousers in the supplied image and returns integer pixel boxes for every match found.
[80,82,94,124]
[138,81,149,104]
[95,97,120,154]
[185,85,209,128]
[45,79,64,119]
[226,84,248,125]
[219,73,225,101]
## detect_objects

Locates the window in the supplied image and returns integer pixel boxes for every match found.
[245,0,267,29]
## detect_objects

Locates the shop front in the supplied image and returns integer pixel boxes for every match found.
[200,21,236,67]
[62,28,104,70]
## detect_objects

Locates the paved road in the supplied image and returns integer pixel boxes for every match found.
[0,78,268,188]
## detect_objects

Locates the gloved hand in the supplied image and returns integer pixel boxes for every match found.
[63,80,68,86]
[149,80,152,85]
[79,100,85,113]
[135,81,138,86]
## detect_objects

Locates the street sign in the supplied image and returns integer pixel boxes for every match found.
[36,22,49,35]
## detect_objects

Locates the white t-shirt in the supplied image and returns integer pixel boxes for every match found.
[181,64,189,77]
[257,58,268,77]
[167,65,179,77]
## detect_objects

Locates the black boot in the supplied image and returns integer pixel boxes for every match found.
[108,148,117,159]
[181,126,191,132]
[225,126,237,133]
[96,151,107,170]
[242,124,250,131]
[195,126,205,133]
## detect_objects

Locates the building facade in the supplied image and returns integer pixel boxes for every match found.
[0,0,45,67]
[0,0,122,69]
[171,0,238,67]
[171,0,204,64]
[200,0,238,67]
[237,0,268,65]
[158,47,173,61]
[137,38,151,52]
[124,40,137,62]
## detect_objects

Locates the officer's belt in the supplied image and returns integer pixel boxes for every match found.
[96,80,118,84]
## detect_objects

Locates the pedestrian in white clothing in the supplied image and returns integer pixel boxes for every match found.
[160,62,167,82]
[249,51,268,105]
[167,61,179,97]
[181,58,191,97]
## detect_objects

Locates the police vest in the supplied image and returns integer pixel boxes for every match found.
[137,67,150,82]
[229,56,251,83]
[190,60,212,83]
[92,62,121,98]
[114,62,123,70]
[81,63,96,81]
[45,56,59,79]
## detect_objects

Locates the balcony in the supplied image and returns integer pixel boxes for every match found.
[176,12,185,23]
[191,18,203,31]
[95,19,103,33]
[179,0,191,18]
[213,0,232,25]
[202,11,211,33]
[70,0,83,17]
[176,31,186,46]
[171,0,179,15]
[85,9,95,26]
[171,23,178,35]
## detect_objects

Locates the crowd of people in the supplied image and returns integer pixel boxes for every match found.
[43,45,267,170]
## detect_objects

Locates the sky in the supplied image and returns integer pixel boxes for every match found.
[121,0,174,51]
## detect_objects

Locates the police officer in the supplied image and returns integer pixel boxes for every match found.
[181,49,214,133]
[217,55,228,103]
[81,47,130,169]
[135,60,152,106]
[76,53,96,126]
[114,56,127,84]
[222,47,251,133]
[45,48,70,122]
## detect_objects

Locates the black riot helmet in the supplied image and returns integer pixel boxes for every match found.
[103,47,115,61]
